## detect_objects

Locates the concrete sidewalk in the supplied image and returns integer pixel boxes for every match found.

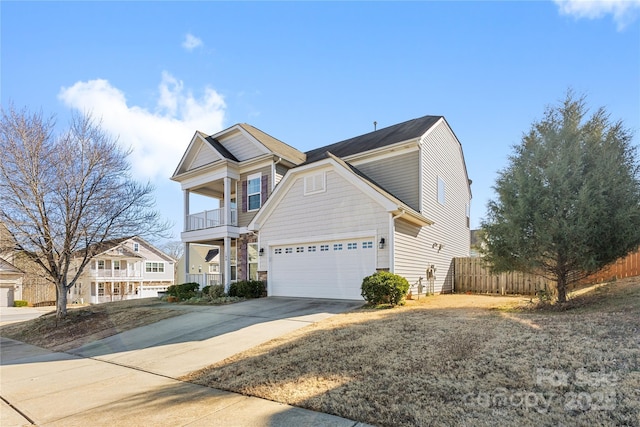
[1,298,370,426]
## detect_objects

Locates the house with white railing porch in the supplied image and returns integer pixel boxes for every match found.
[171,125,306,290]
[67,236,176,304]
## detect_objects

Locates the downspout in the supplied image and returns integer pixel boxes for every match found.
[389,209,406,273]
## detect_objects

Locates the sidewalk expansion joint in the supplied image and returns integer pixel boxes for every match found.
[1,395,36,425]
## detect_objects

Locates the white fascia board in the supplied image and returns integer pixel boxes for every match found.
[237,154,275,174]
[236,125,272,156]
[345,139,421,166]
[420,117,472,198]
[177,163,240,190]
[248,159,336,231]
[209,124,244,140]
[172,132,228,180]
[419,117,445,141]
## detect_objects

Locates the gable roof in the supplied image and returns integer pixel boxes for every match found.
[74,236,175,262]
[238,124,306,165]
[202,133,239,162]
[0,256,23,274]
[249,152,433,231]
[304,115,442,164]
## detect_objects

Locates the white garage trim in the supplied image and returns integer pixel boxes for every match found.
[269,236,376,300]
[265,229,378,247]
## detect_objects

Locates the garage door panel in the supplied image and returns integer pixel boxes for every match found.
[270,238,375,300]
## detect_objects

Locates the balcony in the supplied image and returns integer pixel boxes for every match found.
[186,208,237,231]
[90,270,142,279]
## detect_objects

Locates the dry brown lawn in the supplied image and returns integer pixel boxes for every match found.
[0,298,182,352]
[183,279,640,427]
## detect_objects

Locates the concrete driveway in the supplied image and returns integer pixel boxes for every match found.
[1,297,368,426]
[68,297,364,377]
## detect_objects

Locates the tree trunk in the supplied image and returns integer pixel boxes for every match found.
[556,272,568,304]
[56,282,68,319]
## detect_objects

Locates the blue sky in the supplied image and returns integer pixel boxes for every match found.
[2,1,639,242]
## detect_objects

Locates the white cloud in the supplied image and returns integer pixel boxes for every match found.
[182,33,203,51]
[58,73,226,180]
[554,0,640,30]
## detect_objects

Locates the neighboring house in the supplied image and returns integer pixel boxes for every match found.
[171,115,471,299]
[68,236,176,304]
[0,223,24,306]
[0,258,24,307]
[175,243,221,286]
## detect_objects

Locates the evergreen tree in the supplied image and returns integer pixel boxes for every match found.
[482,92,640,303]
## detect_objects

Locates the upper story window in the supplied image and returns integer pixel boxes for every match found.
[247,173,262,211]
[133,242,139,252]
[437,176,446,205]
[304,172,326,195]
[145,262,164,273]
[97,260,105,270]
[466,203,470,228]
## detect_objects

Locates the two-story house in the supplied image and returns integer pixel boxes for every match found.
[172,115,471,299]
[68,236,176,304]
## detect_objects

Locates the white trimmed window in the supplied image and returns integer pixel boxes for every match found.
[362,241,373,249]
[145,262,165,273]
[296,247,304,253]
[347,243,357,250]
[466,203,470,228]
[308,246,316,252]
[247,173,262,211]
[97,260,105,270]
[275,248,282,255]
[113,260,120,270]
[333,243,343,251]
[320,245,329,252]
[133,243,139,252]
[98,283,105,296]
[285,247,293,254]
[304,172,326,195]
[438,176,446,205]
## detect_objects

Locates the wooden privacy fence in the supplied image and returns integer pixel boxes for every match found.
[454,249,640,296]
[583,249,640,284]
[453,257,553,296]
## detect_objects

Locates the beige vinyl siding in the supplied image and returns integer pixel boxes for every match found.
[219,131,265,161]
[238,165,273,227]
[189,142,219,170]
[258,170,391,271]
[393,219,431,289]
[354,151,420,211]
[275,163,288,186]
[414,120,471,293]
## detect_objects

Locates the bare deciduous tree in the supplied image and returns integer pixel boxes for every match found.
[0,105,170,318]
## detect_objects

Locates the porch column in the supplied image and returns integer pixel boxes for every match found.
[183,189,190,231]
[184,242,190,284]
[224,236,231,291]
[223,177,231,225]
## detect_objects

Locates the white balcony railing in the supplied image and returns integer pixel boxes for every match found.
[186,208,237,231]
[90,270,143,279]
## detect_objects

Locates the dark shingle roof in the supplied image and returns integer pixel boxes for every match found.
[304,115,442,164]
[204,136,239,162]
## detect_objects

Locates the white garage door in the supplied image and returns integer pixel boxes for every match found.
[1,286,14,307]
[270,237,376,300]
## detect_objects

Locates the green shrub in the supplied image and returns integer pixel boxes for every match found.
[166,282,199,300]
[13,300,28,307]
[228,280,266,298]
[361,271,410,306]
[203,284,226,298]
